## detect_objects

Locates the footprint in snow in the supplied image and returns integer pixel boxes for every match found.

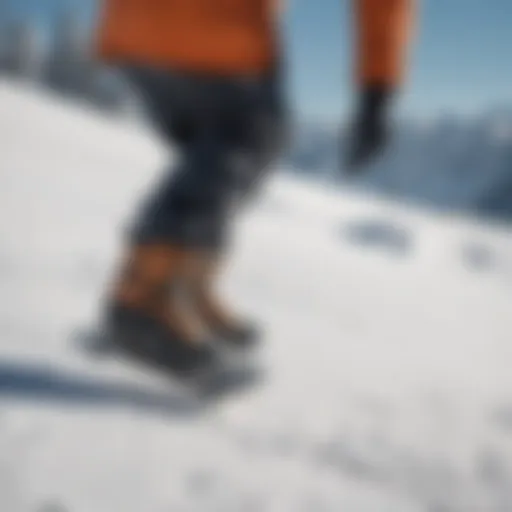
[341,218,412,256]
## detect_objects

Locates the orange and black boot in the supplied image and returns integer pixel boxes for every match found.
[105,243,217,378]
[185,252,260,350]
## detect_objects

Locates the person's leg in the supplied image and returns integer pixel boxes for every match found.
[109,67,287,354]
[106,67,224,373]
[185,73,289,346]
[125,67,239,251]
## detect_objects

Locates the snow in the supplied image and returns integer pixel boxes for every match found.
[1,78,512,512]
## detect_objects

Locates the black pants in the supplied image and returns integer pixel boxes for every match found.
[125,66,288,251]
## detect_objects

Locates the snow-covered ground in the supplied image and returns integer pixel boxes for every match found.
[1,78,512,512]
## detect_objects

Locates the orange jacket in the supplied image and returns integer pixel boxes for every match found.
[97,0,414,85]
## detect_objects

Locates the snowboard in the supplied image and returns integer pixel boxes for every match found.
[74,327,265,403]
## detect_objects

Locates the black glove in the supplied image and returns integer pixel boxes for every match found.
[344,85,394,174]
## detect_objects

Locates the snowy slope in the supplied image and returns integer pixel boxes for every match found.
[1,78,512,512]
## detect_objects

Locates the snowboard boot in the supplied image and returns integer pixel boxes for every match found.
[106,243,217,378]
[185,252,260,350]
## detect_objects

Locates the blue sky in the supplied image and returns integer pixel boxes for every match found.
[1,0,511,120]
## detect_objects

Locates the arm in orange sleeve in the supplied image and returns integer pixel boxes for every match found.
[354,0,416,87]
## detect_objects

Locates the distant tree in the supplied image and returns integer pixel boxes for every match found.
[0,21,7,71]
[43,9,131,113]
[44,10,96,96]
[1,19,43,80]
[91,67,136,112]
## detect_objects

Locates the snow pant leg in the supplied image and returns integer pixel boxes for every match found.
[134,138,236,250]
[124,67,287,251]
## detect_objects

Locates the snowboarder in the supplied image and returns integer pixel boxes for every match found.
[95,0,416,377]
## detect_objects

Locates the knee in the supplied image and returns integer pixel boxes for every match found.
[170,155,228,212]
